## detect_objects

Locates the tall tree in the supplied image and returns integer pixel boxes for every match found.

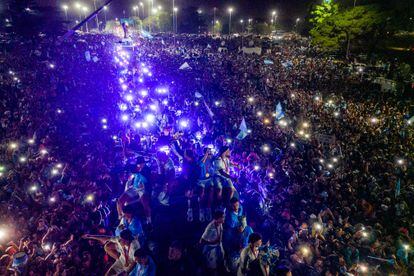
[310,2,386,58]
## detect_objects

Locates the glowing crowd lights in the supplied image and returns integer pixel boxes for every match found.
[358,264,368,273]
[314,223,323,231]
[370,117,379,124]
[43,243,52,251]
[121,114,129,122]
[300,246,310,256]
[86,194,94,202]
[0,228,7,240]
[278,119,288,127]
[9,142,18,149]
[145,114,156,123]
[179,119,189,128]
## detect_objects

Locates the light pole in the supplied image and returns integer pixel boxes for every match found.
[147,0,151,19]
[174,7,178,33]
[172,0,175,33]
[228,7,233,35]
[93,0,99,30]
[133,6,138,17]
[103,6,107,23]
[62,4,69,21]
[240,19,244,33]
[74,2,82,20]
[213,7,217,35]
[82,6,89,32]
[140,2,144,18]
[295,17,300,32]
[271,10,277,29]
[74,3,82,30]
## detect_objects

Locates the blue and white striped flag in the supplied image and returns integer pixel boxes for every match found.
[275,102,285,121]
[236,118,248,140]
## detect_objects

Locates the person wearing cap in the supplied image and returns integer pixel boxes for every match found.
[82,229,140,276]
[117,156,152,224]
[213,146,236,205]
[128,248,156,276]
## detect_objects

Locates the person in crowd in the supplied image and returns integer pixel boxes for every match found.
[82,229,140,276]
[160,240,196,275]
[197,147,214,222]
[213,146,236,205]
[238,232,267,276]
[117,156,152,224]
[116,204,145,246]
[128,248,156,276]
[200,210,225,275]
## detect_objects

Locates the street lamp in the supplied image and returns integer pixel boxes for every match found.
[103,6,108,22]
[74,2,83,29]
[271,10,277,28]
[82,6,89,32]
[62,4,69,20]
[133,6,138,17]
[240,19,244,33]
[174,7,178,33]
[228,7,234,35]
[140,2,144,18]
[213,7,217,35]
[295,18,301,33]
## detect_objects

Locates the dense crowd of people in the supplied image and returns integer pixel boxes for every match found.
[0,29,413,276]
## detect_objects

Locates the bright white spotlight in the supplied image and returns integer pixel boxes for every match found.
[179,120,189,128]
[121,114,129,122]
[145,114,155,123]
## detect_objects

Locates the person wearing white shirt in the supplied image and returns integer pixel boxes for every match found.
[200,210,225,274]
[82,229,141,276]
[238,232,267,276]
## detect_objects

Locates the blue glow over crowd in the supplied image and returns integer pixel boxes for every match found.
[0,26,413,276]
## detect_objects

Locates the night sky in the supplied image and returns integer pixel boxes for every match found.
[105,0,313,22]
